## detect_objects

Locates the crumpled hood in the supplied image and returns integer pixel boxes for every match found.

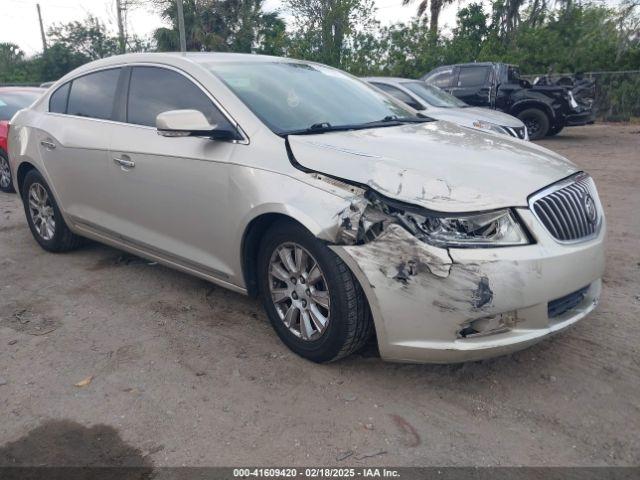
[288,121,577,212]
[429,106,525,128]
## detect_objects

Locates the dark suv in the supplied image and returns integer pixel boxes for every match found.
[422,62,595,139]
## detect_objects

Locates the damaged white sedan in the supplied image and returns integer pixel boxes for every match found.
[8,53,605,363]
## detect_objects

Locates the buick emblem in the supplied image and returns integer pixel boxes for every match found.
[583,194,597,224]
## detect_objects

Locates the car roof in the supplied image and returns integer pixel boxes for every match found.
[51,52,317,86]
[72,52,303,69]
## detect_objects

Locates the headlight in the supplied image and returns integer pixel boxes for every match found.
[398,208,530,247]
[472,120,510,136]
[567,91,579,109]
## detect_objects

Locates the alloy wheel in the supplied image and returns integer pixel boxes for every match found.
[268,242,331,341]
[28,182,56,241]
[524,117,540,137]
[0,156,10,189]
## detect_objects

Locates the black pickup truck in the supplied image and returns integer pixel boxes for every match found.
[421,62,595,140]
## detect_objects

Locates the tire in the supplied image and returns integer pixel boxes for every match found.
[0,151,15,193]
[21,169,83,252]
[257,220,373,363]
[546,124,564,137]
[517,108,550,140]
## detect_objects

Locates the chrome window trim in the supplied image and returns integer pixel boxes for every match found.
[44,62,249,145]
[528,172,603,245]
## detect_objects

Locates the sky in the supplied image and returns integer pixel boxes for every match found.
[0,0,467,55]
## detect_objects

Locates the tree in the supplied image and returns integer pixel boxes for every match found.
[0,43,33,83]
[443,3,490,63]
[47,15,119,60]
[401,0,455,40]
[285,0,377,67]
[153,0,286,53]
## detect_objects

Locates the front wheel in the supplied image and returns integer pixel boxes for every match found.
[0,151,15,193]
[258,220,373,362]
[546,124,565,137]
[517,108,550,140]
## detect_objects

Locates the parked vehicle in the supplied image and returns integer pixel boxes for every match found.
[364,76,528,140]
[9,53,605,363]
[422,62,595,139]
[0,87,45,193]
[532,73,596,110]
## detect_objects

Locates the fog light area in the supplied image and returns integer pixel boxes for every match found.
[458,311,519,339]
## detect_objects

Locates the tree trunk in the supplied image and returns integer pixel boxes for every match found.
[429,0,443,40]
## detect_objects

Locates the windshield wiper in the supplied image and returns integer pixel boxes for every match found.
[362,115,431,125]
[285,116,431,136]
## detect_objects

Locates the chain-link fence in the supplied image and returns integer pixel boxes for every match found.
[523,70,640,122]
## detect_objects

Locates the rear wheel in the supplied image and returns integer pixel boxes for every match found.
[0,151,15,193]
[258,220,372,362]
[517,108,550,140]
[22,169,83,252]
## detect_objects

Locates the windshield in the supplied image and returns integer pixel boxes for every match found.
[402,82,467,108]
[207,61,416,134]
[0,91,42,121]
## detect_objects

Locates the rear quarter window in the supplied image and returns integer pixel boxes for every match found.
[49,83,70,113]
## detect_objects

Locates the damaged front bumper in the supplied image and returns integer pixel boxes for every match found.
[331,208,605,363]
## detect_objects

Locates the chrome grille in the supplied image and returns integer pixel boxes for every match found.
[530,173,601,242]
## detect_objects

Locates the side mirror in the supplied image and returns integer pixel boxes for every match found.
[156,109,238,141]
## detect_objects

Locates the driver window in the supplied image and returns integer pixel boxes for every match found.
[127,66,232,129]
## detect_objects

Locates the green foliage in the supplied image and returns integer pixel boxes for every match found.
[153,0,286,54]
[0,43,32,83]
[347,2,640,79]
[2,0,638,118]
[47,15,119,61]
[284,0,378,68]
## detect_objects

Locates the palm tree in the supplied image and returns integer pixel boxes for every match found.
[492,0,529,36]
[402,0,454,40]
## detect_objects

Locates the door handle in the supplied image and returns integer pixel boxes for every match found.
[40,140,56,150]
[113,156,135,169]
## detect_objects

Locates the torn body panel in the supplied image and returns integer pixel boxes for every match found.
[330,207,606,363]
[295,150,605,363]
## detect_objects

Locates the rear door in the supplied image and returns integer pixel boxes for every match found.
[449,65,492,106]
[105,65,241,279]
[37,68,123,227]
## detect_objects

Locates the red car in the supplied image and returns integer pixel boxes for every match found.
[0,87,46,192]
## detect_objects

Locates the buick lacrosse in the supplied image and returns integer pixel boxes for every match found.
[8,53,605,363]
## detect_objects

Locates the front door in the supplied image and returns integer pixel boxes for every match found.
[104,66,241,281]
[449,65,492,107]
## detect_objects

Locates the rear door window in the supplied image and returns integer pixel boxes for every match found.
[67,68,121,120]
[423,68,454,88]
[457,66,490,87]
[126,66,231,128]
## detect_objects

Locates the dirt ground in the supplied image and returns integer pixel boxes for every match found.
[0,123,639,468]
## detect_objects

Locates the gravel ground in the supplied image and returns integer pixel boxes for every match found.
[0,123,639,468]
